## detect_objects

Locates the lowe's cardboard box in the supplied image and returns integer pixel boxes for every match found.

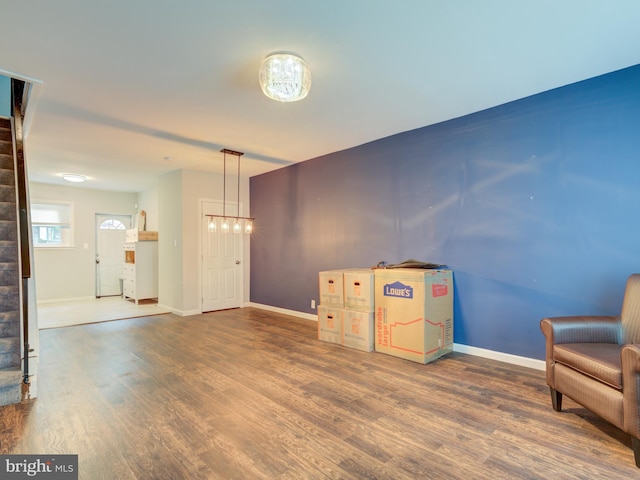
[319,270,345,307]
[343,269,375,312]
[317,305,342,344]
[374,269,453,364]
[342,309,375,352]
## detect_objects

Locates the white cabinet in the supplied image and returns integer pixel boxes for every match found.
[123,241,158,304]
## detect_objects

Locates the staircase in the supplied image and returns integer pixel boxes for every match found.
[0,118,22,406]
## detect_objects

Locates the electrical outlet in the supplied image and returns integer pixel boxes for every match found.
[311,299,316,309]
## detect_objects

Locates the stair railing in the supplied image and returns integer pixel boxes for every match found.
[11,78,32,385]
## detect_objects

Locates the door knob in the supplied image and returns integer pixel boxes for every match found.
[236,260,241,265]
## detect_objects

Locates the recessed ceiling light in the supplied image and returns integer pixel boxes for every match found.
[61,173,87,183]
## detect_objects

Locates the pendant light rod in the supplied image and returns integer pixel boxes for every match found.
[220,148,243,217]
[220,149,244,214]
[237,150,241,219]
[217,148,252,233]
[222,150,226,218]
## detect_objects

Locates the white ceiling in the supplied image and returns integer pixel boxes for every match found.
[2,1,640,192]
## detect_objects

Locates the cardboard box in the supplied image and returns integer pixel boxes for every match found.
[319,270,345,307]
[343,269,375,312]
[374,269,453,364]
[317,305,342,344]
[342,309,374,352]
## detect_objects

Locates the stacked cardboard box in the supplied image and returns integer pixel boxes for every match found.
[319,267,454,362]
[317,305,343,344]
[342,269,375,352]
[318,270,345,344]
[318,269,375,351]
[374,268,453,364]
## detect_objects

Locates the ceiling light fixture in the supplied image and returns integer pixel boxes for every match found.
[259,52,311,102]
[61,173,87,183]
[206,149,254,234]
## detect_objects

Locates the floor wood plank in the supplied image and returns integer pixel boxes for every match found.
[2,307,639,479]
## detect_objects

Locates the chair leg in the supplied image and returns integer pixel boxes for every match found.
[632,437,640,468]
[550,387,562,411]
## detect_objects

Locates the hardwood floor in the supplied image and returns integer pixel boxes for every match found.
[1,307,638,479]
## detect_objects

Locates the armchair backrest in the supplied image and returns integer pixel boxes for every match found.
[622,274,640,344]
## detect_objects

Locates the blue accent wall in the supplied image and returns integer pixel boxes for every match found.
[250,64,640,360]
[0,75,10,117]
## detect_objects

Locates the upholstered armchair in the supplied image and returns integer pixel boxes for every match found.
[540,273,640,468]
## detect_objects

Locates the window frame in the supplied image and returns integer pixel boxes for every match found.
[98,218,127,231]
[30,200,75,248]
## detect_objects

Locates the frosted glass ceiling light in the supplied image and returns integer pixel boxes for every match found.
[259,53,311,102]
[61,173,87,183]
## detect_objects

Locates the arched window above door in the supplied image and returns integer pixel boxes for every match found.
[99,219,126,230]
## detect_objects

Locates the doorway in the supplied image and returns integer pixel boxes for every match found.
[95,214,132,297]
[201,201,244,312]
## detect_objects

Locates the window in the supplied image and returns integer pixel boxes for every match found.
[99,219,126,230]
[31,202,74,247]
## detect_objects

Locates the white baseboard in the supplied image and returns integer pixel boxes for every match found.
[246,302,318,321]
[453,343,545,371]
[248,303,545,371]
[37,296,95,305]
[155,303,173,313]
[161,305,202,317]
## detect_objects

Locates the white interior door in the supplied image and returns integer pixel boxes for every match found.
[202,201,243,312]
[96,214,131,297]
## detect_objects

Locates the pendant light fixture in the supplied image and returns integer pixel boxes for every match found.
[207,149,254,234]
[259,52,311,102]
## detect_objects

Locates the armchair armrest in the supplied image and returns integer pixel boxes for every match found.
[622,345,640,438]
[540,315,622,390]
[540,315,622,345]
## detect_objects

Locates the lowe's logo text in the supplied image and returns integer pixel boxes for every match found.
[383,281,413,299]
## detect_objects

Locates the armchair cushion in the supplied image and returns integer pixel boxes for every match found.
[554,343,622,390]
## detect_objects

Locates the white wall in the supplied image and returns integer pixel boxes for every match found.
[157,170,184,312]
[31,169,250,310]
[30,182,137,302]
[137,184,159,231]
[156,168,250,315]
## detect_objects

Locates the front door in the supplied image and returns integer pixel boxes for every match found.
[96,214,131,297]
[201,201,243,312]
